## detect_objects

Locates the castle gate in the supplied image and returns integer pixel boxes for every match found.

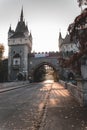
[28,52,61,82]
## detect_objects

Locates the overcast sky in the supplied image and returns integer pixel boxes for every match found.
[0,0,81,56]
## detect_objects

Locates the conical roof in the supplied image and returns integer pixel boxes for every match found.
[63,34,70,44]
[10,7,29,38]
[15,21,26,33]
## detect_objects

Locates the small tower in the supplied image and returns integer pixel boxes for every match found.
[8,7,32,81]
[8,25,14,38]
[58,31,63,52]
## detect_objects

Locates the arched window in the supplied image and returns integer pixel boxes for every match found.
[13,53,20,65]
[13,53,20,58]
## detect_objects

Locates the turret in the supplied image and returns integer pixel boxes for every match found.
[58,31,63,49]
[24,24,29,37]
[8,25,14,38]
[29,32,32,42]
[59,32,62,40]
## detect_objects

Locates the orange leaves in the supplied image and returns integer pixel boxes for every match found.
[0,44,4,60]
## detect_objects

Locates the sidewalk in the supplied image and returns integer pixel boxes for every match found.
[0,81,29,93]
[40,83,87,130]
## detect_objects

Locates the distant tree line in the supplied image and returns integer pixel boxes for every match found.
[0,44,8,82]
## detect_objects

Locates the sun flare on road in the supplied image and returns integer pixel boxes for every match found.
[43,80,54,83]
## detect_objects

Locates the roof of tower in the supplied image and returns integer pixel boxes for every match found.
[64,34,70,43]
[10,7,29,38]
[15,21,26,33]
[61,34,71,45]
[10,32,25,38]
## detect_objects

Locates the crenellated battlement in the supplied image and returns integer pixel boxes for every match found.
[29,51,59,57]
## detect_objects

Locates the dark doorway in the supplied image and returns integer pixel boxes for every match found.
[33,64,58,82]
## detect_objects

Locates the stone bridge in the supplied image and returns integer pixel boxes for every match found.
[28,52,61,80]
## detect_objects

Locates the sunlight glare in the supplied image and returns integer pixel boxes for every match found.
[43,80,54,83]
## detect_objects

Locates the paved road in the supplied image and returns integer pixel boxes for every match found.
[40,82,87,130]
[0,82,52,130]
[0,81,87,130]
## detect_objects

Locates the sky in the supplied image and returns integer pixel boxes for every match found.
[0,0,81,57]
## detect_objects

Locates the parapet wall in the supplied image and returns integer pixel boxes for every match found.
[59,79,87,106]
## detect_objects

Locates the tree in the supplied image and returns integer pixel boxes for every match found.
[68,8,87,52]
[65,7,87,76]
[0,44,4,82]
[77,0,87,7]
[77,0,87,12]
[0,44,4,60]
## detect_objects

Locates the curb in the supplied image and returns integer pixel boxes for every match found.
[0,83,29,93]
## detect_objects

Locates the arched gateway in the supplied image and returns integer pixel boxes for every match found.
[28,52,60,82]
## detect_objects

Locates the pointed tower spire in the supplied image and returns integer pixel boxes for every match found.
[9,24,12,32]
[20,6,24,22]
[59,29,62,39]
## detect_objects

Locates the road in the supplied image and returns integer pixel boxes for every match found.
[0,82,52,130]
[0,81,87,130]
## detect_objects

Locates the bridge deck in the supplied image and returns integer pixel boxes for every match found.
[40,82,87,130]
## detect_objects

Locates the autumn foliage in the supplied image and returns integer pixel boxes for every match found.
[0,44,4,60]
[64,8,87,67]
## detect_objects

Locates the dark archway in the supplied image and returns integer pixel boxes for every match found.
[33,62,59,82]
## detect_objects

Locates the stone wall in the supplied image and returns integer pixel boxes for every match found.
[67,80,84,106]
[28,56,60,75]
[8,45,29,81]
[59,79,87,106]
[59,55,87,106]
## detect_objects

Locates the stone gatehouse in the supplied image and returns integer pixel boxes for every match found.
[8,8,60,81]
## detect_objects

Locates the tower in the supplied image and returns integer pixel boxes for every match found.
[8,8,32,81]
